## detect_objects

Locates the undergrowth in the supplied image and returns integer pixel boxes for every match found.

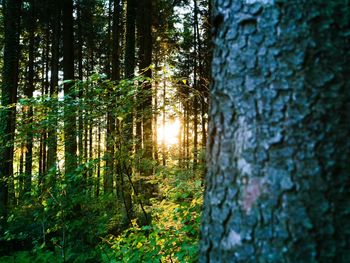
[0,166,203,262]
[100,166,203,263]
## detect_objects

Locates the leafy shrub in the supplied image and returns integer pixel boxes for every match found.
[102,168,203,263]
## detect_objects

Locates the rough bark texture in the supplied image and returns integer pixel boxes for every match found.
[200,1,350,262]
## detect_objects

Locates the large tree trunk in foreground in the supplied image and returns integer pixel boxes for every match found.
[200,1,350,262]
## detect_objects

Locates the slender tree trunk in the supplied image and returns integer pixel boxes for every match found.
[77,0,84,166]
[84,51,91,166]
[19,141,24,193]
[105,0,120,194]
[47,0,60,171]
[104,0,112,193]
[24,0,35,194]
[185,101,190,168]
[200,1,350,262]
[153,59,159,164]
[89,122,93,179]
[42,20,50,177]
[84,109,88,164]
[124,0,136,152]
[153,87,159,164]
[39,133,43,180]
[134,0,143,164]
[182,105,186,168]
[137,0,153,170]
[199,0,208,152]
[111,0,120,82]
[96,123,101,197]
[106,0,112,78]
[178,103,183,167]
[124,0,136,79]
[201,95,207,149]
[162,79,166,166]
[39,49,47,183]
[192,0,199,167]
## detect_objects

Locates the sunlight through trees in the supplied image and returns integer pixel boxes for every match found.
[0,0,209,261]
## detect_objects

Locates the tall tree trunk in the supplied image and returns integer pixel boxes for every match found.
[134,0,143,161]
[39,44,48,184]
[182,105,187,168]
[185,100,190,168]
[201,0,211,151]
[96,123,101,197]
[192,0,199,167]
[137,0,153,170]
[200,1,350,262]
[105,0,120,194]
[104,0,112,194]
[111,0,120,82]
[124,0,136,79]
[162,79,166,166]
[84,107,88,164]
[124,0,136,148]
[19,142,24,200]
[47,0,60,171]
[153,86,159,163]
[178,103,183,167]
[153,57,159,164]
[0,0,21,226]
[63,0,77,174]
[42,18,50,178]
[201,93,207,150]
[77,0,84,166]
[106,0,112,78]
[24,0,35,194]
[89,121,93,178]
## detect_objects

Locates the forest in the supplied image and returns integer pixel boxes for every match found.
[1,0,349,262]
[0,0,209,262]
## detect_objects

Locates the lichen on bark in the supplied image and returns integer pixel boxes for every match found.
[200,1,350,262]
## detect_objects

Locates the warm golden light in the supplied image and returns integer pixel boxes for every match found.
[158,119,180,146]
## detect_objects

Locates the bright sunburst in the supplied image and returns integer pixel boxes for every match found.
[158,119,180,146]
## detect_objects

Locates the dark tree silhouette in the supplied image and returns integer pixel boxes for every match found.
[63,0,77,174]
[0,0,21,225]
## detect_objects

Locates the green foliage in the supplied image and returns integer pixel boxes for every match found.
[101,167,203,263]
[3,69,206,261]
[2,162,113,262]
[0,251,57,263]
[1,0,211,259]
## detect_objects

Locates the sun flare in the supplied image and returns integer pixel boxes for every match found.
[158,119,180,146]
